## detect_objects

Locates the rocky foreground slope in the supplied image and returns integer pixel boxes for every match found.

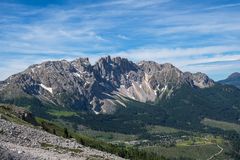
[0,118,124,160]
[0,56,214,114]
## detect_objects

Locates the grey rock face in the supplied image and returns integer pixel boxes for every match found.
[0,56,215,114]
[192,72,214,88]
[0,145,29,160]
[93,56,139,87]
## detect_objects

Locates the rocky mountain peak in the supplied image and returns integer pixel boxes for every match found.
[71,57,92,72]
[112,57,139,72]
[138,61,184,88]
[94,56,138,74]
[192,72,214,88]
[93,56,139,87]
[138,61,162,74]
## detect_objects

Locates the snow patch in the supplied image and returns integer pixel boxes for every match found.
[83,61,89,66]
[73,73,81,78]
[116,100,127,107]
[120,85,125,88]
[85,81,91,85]
[131,96,136,100]
[93,110,100,115]
[161,85,168,92]
[102,92,114,98]
[31,68,35,73]
[36,65,41,69]
[84,81,91,87]
[39,84,53,94]
[91,105,100,115]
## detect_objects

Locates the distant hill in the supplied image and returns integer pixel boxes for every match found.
[219,72,240,89]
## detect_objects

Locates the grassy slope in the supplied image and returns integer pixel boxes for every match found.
[78,128,138,142]
[142,145,220,160]
[146,125,181,134]
[201,118,240,133]
[159,84,240,130]
[47,110,77,117]
[0,104,33,126]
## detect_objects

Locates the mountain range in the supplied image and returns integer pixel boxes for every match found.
[0,56,215,115]
[0,56,239,131]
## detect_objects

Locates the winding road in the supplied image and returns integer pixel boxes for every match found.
[207,144,223,160]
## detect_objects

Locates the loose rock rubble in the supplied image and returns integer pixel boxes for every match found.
[0,119,125,160]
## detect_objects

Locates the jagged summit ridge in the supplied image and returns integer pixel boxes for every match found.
[0,56,214,114]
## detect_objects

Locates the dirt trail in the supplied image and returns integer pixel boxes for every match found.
[207,144,223,160]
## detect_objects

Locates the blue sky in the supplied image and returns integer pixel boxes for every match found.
[0,0,240,80]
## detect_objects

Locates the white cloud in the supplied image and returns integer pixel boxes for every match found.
[86,0,172,9]
[117,34,130,40]
[113,46,240,60]
[204,3,240,10]
[145,23,240,36]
